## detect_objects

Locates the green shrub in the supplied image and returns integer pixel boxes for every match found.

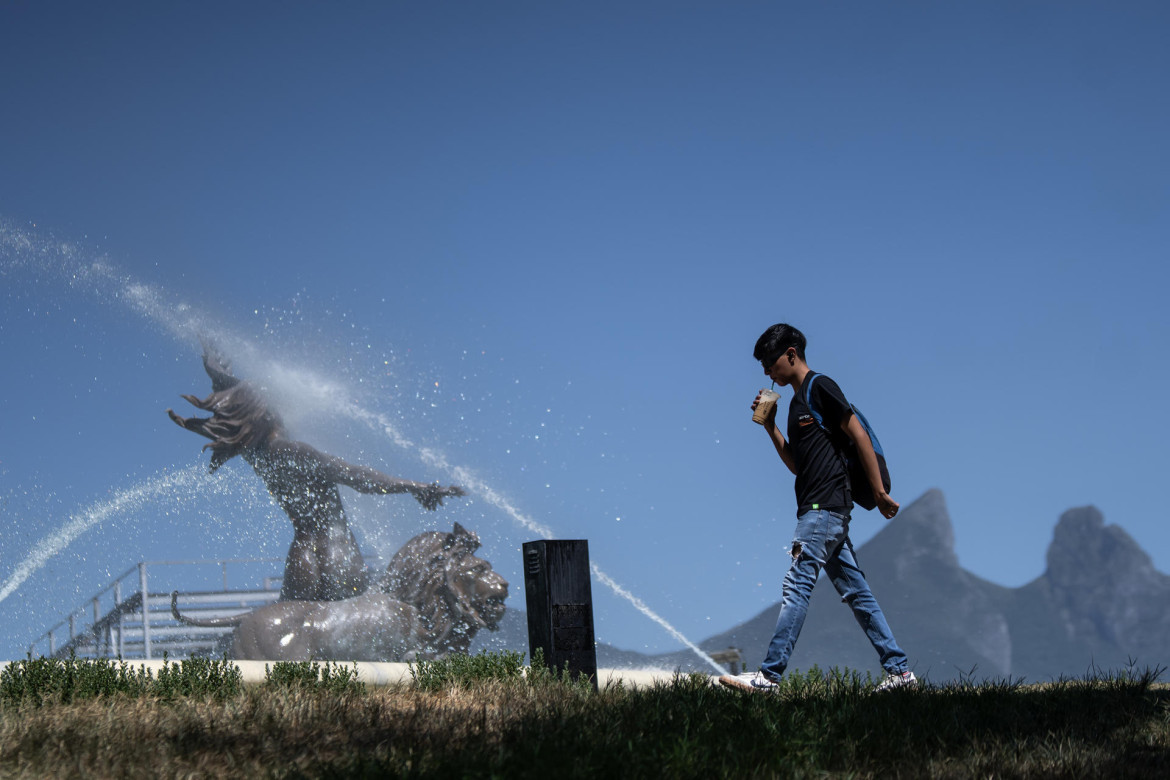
[409,649,526,691]
[523,646,597,693]
[265,661,365,695]
[0,653,241,705]
[152,654,243,700]
[2,654,147,705]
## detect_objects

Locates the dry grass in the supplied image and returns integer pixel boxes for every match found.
[2,660,1168,779]
[1,682,589,779]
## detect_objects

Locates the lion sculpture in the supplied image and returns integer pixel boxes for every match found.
[172,523,508,662]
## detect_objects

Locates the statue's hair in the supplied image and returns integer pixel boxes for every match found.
[180,382,285,472]
[382,524,497,650]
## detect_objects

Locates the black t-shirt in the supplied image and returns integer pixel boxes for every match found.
[787,372,855,517]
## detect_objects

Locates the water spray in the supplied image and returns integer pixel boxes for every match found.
[2,223,725,672]
[338,402,724,673]
[0,466,209,605]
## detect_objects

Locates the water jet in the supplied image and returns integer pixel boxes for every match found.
[1,222,723,672]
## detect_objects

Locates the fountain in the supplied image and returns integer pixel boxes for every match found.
[157,338,506,660]
[0,222,724,672]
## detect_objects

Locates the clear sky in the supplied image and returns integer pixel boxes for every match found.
[2,1,1168,661]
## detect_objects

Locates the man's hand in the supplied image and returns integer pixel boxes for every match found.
[875,492,899,520]
[412,483,466,511]
[751,390,778,428]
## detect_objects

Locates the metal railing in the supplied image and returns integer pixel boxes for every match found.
[29,558,283,660]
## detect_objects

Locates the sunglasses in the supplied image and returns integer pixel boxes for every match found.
[761,348,791,369]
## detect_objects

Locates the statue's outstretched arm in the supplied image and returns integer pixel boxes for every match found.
[280,440,466,510]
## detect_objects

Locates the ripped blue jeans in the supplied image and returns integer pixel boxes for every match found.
[760,508,909,681]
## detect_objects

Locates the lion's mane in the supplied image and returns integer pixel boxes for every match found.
[381,523,502,655]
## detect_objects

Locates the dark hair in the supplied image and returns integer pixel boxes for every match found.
[753,323,807,363]
[179,382,285,472]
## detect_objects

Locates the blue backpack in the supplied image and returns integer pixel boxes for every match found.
[802,373,891,512]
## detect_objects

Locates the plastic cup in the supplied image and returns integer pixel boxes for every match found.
[752,389,780,425]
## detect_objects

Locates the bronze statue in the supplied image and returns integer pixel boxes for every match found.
[172,523,508,661]
[168,340,466,602]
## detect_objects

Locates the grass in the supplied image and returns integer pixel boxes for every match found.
[2,654,1167,778]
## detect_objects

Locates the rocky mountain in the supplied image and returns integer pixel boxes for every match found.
[473,490,1170,682]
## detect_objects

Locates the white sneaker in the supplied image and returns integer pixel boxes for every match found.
[718,671,779,693]
[875,670,918,692]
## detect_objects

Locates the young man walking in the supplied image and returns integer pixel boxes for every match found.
[720,323,916,693]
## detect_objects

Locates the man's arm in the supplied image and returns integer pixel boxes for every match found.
[841,415,899,519]
[768,424,798,475]
[754,392,797,475]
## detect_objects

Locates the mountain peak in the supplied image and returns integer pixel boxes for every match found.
[865,487,957,566]
[1046,505,1153,586]
[1042,505,1170,652]
[1054,504,1106,536]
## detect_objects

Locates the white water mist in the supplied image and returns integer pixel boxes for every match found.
[3,223,722,671]
[0,467,208,605]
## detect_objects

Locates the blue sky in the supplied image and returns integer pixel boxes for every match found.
[2,2,1168,662]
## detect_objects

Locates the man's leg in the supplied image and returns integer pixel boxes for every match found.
[759,509,842,681]
[823,538,910,675]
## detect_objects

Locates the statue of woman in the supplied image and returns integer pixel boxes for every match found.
[167,341,464,602]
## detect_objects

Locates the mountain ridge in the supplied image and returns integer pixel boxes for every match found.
[473,489,1170,681]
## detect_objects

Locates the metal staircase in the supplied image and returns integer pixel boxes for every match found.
[29,559,283,660]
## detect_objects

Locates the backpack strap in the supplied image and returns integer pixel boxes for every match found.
[804,372,864,442]
[802,371,853,488]
[802,372,824,428]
